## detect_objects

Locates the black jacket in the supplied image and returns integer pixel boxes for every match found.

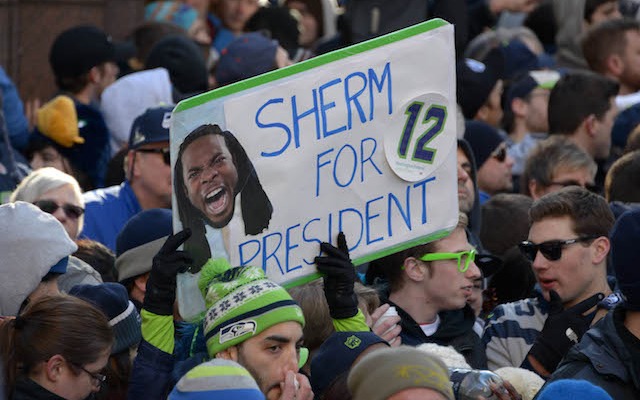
[12,378,66,400]
[388,299,488,369]
[543,306,640,400]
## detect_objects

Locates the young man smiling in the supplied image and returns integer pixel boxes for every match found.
[483,187,620,376]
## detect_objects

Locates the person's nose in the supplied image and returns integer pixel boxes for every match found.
[457,165,470,183]
[52,206,68,224]
[201,164,218,183]
[465,260,482,281]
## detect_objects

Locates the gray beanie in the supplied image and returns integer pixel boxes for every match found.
[0,202,77,316]
[348,346,454,400]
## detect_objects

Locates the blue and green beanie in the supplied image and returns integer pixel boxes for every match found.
[198,259,305,357]
[169,359,264,400]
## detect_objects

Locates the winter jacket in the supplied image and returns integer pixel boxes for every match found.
[543,306,640,400]
[389,300,488,369]
[12,378,67,400]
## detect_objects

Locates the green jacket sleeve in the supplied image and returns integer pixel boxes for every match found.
[140,309,175,354]
[332,309,370,332]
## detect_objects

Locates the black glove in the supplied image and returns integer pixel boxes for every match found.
[315,232,358,319]
[527,290,603,374]
[144,229,193,316]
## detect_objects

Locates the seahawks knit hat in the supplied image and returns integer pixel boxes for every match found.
[536,379,613,400]
[348,346,454,400]
[198,259,305,357]
[169,359,264,400]
[69,283,142,354]
[0,202,77,316]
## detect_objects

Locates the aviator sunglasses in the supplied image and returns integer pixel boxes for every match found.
[519,236,598,262]
[136,147,170,165]
[33,199,84,219]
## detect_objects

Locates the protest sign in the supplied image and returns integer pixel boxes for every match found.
[171,18,459,289]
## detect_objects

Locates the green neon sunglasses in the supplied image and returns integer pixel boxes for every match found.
[419,249,477,273]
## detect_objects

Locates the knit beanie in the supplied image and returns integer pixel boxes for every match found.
[115,208,173,282]
[311,331,389,396]
[610,208,640,310]
[347,346,454,400]
[169,359,264,400]
[198,259,305,357]
[69,283,142,354]
[36,96,84,148]
[215,32,278,87]
[457,47,504,119]
[49,25,115,79]
[463,120,505,168]
[144,1,199,32]
[0,202,77,316]
[146,35,208,95]
[536,379,613,400]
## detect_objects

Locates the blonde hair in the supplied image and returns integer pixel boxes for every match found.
[10,167,85,233]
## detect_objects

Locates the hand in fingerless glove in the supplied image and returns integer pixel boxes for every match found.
[144,229,193,316]
[527,290,603,374]
[315,232,358,319]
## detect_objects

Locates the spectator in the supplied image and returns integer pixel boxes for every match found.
[521,136,597,200]
[115,208,173,310]
[210,0,261,52]
[144,1,212,47]
[458,48,505,128]
[168,359,264,399]
[464,120,514,204]
[547,71,619,172]
[457,139,484,250]
[73,239,117,282]
[605,150,640,218]
[347,346,454,400]
[544,209,640,399]
[483,187,618,376]
[0,295,113,399]
[10,167,84,240]
[70,283,142,400]
[582,18,640,95]
[48,25,119,188]
[502,70,560,179]
[366,213,488,369]
[82,106,173,251]
[0,202,76,316]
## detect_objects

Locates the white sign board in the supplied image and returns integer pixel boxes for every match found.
[171,19,459,288]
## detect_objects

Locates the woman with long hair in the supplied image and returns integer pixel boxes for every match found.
[0,295,114,399]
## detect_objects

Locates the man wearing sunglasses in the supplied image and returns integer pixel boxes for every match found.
[82,106,174,251]
[368,213,491,369]
[483,187,620,377]
[464,120,515,205]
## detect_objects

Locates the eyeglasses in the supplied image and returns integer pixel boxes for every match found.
[71,362,106,386]
[548,180,598,193]
[136,147,170,165]
[420,249,477,273]
[491,145,507,163]
[519,236,598,262]
[33,199,84,219]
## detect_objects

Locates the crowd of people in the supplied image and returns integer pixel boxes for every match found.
[1,0,640,399]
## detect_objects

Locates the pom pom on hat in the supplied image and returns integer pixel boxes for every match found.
[36,95,84,148]
[198,263,305,357]
[169,359,264,400]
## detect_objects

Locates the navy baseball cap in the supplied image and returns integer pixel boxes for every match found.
[128,105,174,149]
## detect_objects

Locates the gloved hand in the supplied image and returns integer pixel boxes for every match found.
[315,232,358,319]
[527,290,603,374]
[144,229,193,316]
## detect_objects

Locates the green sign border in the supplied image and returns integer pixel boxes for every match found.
[175,18,448,112]
[174,18,455,288]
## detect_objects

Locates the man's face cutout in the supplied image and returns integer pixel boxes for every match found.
[181,134,240,228]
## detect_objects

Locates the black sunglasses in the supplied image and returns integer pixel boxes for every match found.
[491,145,507,163]
[519,236,598,262]
[33,199,84,219]
[136,147,170,165]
